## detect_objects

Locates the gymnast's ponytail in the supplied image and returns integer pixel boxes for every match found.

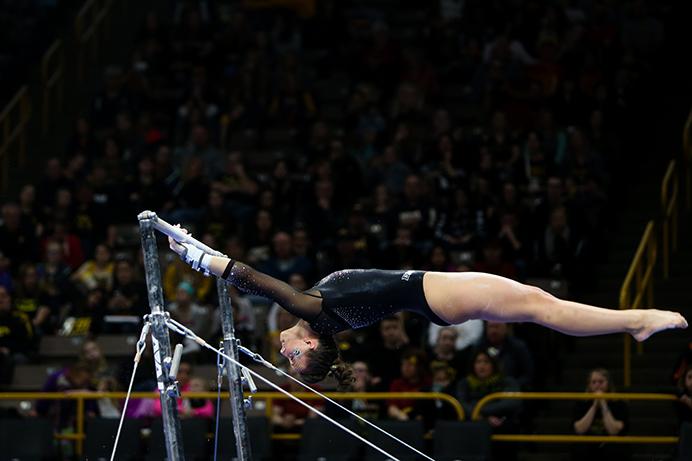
[301,334,355,391]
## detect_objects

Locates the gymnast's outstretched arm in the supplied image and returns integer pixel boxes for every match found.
[168,233,322,321]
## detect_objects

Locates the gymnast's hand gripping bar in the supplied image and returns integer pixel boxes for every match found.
[137,210,225,257]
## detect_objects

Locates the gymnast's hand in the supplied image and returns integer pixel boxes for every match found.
[167,224,189,256]
[168,225,212,275]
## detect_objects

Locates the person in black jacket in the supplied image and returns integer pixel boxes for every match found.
[0,285,33,386]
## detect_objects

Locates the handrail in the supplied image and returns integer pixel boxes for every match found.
[41,40,65,134]
[0,391,464,455]
[75,0,113,81]
[661,160,679,279]
[683,106,691,211]
[619,220,656,387]
[0,86,31,191]
[472,392,678,444]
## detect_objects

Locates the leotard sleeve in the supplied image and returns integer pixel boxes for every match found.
[221,260,323,322]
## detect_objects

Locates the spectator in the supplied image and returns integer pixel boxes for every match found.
[106,258,148,328]
[348,361,380,419]
[79,339,112,384]
[152,363,214,419]
[36,239,73,318]
[0,285,33,386]
[163,256,214,304]
[416,361,458,431]
[168,281,213,356]
[456,349,521,460]
[71,243,114,294]
[13,263,52,336]
[675,365,692,425]
[368,316,410,391]
[572,368,629,461]
[259,231,314,283]
[388,350,431,421]
[36,361,95,430]
[0,202,38,272]
[427,326,471,381]
[96,375,121,418]
[477,321,534,389]
[0,251,11,291]
[428,319,484,354]
[273,368,324,432]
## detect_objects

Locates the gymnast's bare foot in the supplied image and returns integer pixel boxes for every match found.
[632,310,688,342]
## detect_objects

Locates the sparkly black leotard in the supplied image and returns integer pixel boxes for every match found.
[223,264,450,336]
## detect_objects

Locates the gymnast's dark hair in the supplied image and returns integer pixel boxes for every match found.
[300,334,354,391]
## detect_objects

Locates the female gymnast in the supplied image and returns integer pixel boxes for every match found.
[167,229,687,389]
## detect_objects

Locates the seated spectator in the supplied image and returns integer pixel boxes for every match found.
[168,281,213,356]
[152,363,214,419]
[456,350,521,460]
[427,326,471,381]
[163,257,214,304]
[0,202,38,273]
[477,321,534,389]
[107,257,147,320]
[473,239,518,279]
[388,350,431,421]
[96,375,121,418]
[36,239,73,321]
[13,263,53,336]
[348,361,381,419]
[416,361,458,431]
[0,285,34,386]
[79,339,113,384]
[36,361,96,431]
[71,243,114,293]
[428,319,483,355]
[273,369,324,432]
[60,287,106,336]
[368,316,410,391]
[259,231,314,282]
[675,365,692,425]
[572,368,629,461]
[0,251,12,292]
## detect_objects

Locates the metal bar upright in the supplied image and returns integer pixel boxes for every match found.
[138,213,185,461]
[218,280,253,460]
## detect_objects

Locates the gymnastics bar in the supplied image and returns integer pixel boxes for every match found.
[138,212,185,460]
[138,210,253,461]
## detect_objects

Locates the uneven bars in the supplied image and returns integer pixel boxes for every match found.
[137,210,222,256]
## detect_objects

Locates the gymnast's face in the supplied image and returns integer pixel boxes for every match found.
[279,325,317,372]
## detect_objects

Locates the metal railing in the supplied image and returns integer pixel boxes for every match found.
[41,40,65,134]
[619,221,656,387]
[75,0,113,82]
[0,86,31,192]
[683,106,692,211]
[0,391,464,456]
[471,391,678,444]
[661,160,679,279]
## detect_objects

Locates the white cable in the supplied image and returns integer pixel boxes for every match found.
[237,345,436,461]
[110,322,150,461]
[165,319,407,461]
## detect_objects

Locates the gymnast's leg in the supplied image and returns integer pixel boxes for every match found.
[423,272,687,341]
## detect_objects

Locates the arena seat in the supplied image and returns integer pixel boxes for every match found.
[214,415,272,460]
[145,418,209,461]
[362,420,426,461]
[298,417,362,461]
[9,364,58,391]
[678,422,692,461]
[0,417,55,460]
[83,418,143,461]
[433,421,492,461]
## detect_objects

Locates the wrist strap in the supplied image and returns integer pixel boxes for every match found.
[221,259,236,279]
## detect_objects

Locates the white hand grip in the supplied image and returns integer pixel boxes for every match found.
[138,210,223,256]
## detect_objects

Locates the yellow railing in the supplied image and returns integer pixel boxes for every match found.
[472,392,678,444]
[661,160,679,279]
[41,40,65,134]
[683,106,691,211]
[0,86,31,191]
[619,221,656,387]
[0,391,464,456]
[75,0,113,81]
